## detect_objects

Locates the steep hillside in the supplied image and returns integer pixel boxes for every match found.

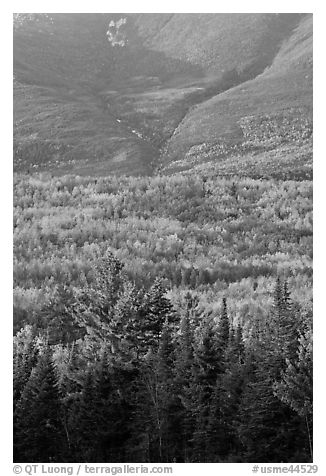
[13,13,312,177]
[161,14,313,178]
[14,13,190,175]
[133,13,303,75]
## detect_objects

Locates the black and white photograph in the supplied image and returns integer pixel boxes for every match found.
[12,8,314,469]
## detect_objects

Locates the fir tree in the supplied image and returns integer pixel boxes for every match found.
[157,319,174,382]
[156,320,176,461]
[176,309,194,383]
[174,309,196,461]
[191,315,221,461]
[215,298,230,369]
[13,325,39,407]
[110,280,140,355]
[72,253,125,347]
[237,319,306,462]
[207,321,245,461]
[14,344,64,462]
[71,368,102,462]
[139,278,175,351]
[271,278,297,361]
[36,285,82,344]
[274,327,313,460]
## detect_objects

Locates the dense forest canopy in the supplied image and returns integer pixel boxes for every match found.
[13,170,312,462]
[13,171,312,322]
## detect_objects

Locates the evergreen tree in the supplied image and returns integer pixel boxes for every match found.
[14,344,64,462]
[13,325,39,407]
[92,251,124,307]
[156,320,176,461]
[36,285,82,344]
[234,322,245,363]
[110,280,140,354]
[194,316,220,395]
[72,252,125,347]
[174,309,196,461]
[191,315,221,461]
[274,327,313,460]
[237,316,307,462]
[157,319,174,382]
[139,278,175,351]
[215,298,230,370]
[207,320,245,461]
[271,278,297,361]
[70,368,101,462]
[134,321,176,462]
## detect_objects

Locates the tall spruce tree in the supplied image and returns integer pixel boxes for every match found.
[271,278,297,361]
[134,321,177,462]
[174,309,196,461]
[274,327,313,460]
[237,307,305,463]
[13,325,39,407]
[36,285,81,345]
[191,315,220,461]
[207,320,245,461]
[156,320,176,461]
[215,298,230,372]
[14,344,64,462]
[70,368,101,462]
[73,252,125,346]
[139,278,175,351]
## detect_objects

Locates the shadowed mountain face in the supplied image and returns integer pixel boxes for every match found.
[13,13,312,177]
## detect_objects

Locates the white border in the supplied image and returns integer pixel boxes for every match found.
[3,3,323,473]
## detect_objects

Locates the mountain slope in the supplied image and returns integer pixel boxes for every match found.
[133,13,303,75]
[13,13,312,177]
[161,14,312,178]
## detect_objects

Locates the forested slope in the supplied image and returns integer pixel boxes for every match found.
[162,14,312,171]
[14,13,312,176]
[13,172,312,332]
